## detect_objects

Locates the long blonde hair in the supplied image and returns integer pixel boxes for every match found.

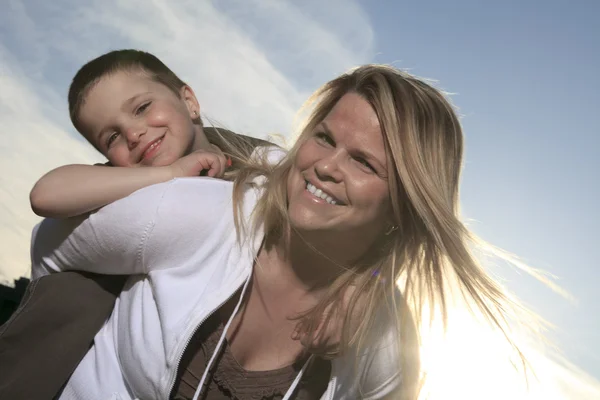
[226,65,554,398]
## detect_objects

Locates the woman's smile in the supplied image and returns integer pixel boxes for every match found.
[304,180,341,206]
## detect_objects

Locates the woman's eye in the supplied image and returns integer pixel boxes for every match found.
[355,157,376,173]
[315,132,335,146]
[106,132,119,148]
[135,101,152,115]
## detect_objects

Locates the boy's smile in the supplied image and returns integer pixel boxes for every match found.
[77,70,198,167]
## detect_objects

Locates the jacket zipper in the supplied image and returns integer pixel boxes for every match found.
[163,278,246,398]
[326,375,336,400]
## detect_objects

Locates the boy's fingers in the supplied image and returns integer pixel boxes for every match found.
[200,154,225,177]
[212,155,226,177]
[205,159,218,177]
[206,157,225,177]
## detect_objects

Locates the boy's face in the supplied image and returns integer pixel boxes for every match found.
[78,70,198,167]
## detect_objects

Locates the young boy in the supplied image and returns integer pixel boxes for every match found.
[0,49,271,399]
[31,49,230,220]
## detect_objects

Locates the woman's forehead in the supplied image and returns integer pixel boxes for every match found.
[322,93,386,158]
[325,94,380,134]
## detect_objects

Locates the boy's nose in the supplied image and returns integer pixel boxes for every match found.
[124,127,145,149]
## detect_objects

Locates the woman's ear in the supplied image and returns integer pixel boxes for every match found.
[180,85,201,119]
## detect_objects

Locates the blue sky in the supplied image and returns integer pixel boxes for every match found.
[0,0,598,397]
[357,0,600,377]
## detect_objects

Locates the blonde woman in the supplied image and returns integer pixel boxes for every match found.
[30,65,538,400]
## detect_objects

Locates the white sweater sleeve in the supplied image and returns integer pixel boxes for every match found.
[31,178,236,276]
[360,292,419,400]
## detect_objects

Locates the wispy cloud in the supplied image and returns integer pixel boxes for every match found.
[0,0,372,283]
[0,42,102,283]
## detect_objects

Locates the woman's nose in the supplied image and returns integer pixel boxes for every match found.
[314,150,344,183]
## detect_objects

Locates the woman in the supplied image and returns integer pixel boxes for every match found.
[32,64,539,399]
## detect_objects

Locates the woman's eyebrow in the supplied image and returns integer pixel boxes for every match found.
[319,121,332,135]
[321,121,386,170]
[356,148,386,169]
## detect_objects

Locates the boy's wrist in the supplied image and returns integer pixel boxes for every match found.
[158,165,178,182]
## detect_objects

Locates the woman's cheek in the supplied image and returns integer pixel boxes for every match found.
[297,141,326,169]
[349,178,388,210]
[294,142,313,169]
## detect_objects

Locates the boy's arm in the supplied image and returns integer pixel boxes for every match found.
[30,150,226,218]
[30,164,172,218]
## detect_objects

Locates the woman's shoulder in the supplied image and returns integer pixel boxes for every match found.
[155,175,234,192]
[124,177,235,211]
[108,177,238,248]
[133,178,246,273]
[148,178,237,225]
[333,289,418,399]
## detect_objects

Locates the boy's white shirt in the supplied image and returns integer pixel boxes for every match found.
[30,148,403,400]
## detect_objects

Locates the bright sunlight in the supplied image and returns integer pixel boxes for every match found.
[416,297,600,399]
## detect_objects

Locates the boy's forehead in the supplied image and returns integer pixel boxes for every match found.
[88,71,156,100]
[81,72,164,115]
[78,72,159,137]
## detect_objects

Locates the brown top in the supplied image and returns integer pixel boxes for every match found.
[170,312,331,400]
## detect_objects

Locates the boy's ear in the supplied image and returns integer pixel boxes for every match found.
[180,85,200,118]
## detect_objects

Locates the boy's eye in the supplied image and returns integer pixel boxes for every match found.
[315,132,335,146]
[135,101,152,115]
[106,132,119,148]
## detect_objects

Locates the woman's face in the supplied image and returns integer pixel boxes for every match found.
[287,92,391,252]
[77,70,198,167]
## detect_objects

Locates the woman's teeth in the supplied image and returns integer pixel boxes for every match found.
[306,182,337,205]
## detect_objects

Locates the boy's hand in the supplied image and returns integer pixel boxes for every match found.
[168,147,228,179]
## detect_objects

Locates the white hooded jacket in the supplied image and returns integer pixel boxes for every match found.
[31,171,405,399]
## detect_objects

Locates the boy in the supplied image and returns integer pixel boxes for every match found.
[0,49,271,399]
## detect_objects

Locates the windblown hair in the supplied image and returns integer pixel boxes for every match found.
[226,65,553,398]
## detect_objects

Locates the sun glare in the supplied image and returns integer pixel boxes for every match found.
[416,306,600,399]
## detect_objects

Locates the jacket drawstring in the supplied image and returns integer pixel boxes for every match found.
[191,272,311,400]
